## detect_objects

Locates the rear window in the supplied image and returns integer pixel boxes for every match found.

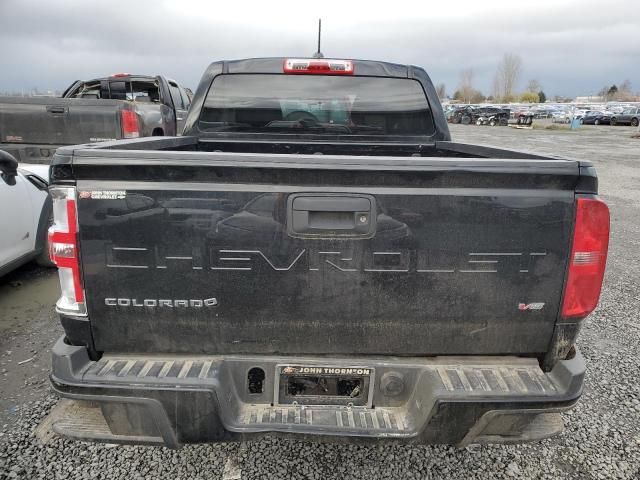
[69,81,101,99]
[69,79,160,102]
[199,74,434,137]
[129,81,160,103]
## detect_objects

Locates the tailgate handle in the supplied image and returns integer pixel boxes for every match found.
[46,106,67,114]
[288,194,376,238]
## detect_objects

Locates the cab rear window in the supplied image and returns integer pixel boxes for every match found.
[199,74,434,137]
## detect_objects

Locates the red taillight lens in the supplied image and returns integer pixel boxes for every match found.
[561,197,610,319]
[121,110,140,139]
[283,58,354,75]
[48,187,86,315]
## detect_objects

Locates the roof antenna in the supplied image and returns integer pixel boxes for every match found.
[312,18,324,58]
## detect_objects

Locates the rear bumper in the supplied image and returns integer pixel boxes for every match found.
[50,336,585,448]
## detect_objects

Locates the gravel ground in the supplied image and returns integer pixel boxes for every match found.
[1,123,639,479]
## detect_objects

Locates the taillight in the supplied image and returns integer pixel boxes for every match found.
[561,197,610,319]
[283,58,354,75]
[48,187,86,315]
[121,110,140,139]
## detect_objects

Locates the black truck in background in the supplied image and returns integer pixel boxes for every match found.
[0,74,191,163]
[38,58,609,448]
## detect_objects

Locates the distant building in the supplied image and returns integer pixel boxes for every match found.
[573,96,605,103]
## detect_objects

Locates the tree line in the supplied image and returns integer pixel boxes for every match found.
[597,81,635,102]
[436,53,636,104]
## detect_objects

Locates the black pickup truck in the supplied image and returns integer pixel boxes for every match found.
[0,74,191,163]
[42,57,609,448]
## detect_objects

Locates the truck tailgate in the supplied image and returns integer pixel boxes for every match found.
[0,97,123,145]
[73,152,578,356]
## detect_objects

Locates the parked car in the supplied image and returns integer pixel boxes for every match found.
[610,107,640,126]
[529,107,555,119]
[448,105,475,124]
[0,74,191,163]
[552,111,571,123]
[573,109,588,119]
[0,150,53,276]
[552,109,586,124]
[606,105,626,114]
[581,111,612,125]
[474,107,510,126]
[449,106,509,126]
[47,57,608,448]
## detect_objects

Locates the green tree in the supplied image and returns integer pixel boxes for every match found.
[607,85,618,97]
[469,90,484,103]
[519,91,539,103]
[538,90,547,103]
[453,89,485,104]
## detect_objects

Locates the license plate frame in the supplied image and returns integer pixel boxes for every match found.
[275,364,375,407]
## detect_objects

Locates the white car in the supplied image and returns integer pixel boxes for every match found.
[0,150,54,276]
[552,111,571,123]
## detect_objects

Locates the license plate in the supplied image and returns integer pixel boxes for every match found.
[276,365,374,407]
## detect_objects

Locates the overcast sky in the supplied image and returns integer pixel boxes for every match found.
[0,0,638,97]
